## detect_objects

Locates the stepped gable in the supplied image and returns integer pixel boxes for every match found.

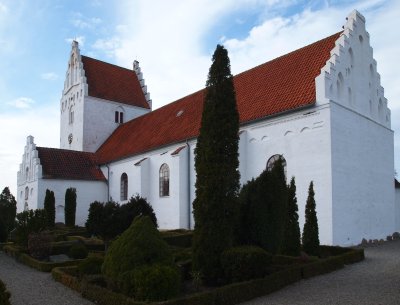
[96,32,341,164]
[37,147,106,181]
[81,56,150,109]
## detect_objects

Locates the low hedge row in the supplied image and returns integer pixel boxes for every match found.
[3,244,83,272]
[0,278,11,305]
[51,246,364,305]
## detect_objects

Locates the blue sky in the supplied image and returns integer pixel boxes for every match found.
[1,0,399,196]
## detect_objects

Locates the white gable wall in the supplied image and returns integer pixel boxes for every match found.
[242,105,334,244]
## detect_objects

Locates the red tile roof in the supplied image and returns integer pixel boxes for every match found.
[96,32,341,164]
[37,147,106,181]
[81,56,150,109]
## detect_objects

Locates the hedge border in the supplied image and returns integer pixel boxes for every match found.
[52,246,364,305]
[3,244,83,272]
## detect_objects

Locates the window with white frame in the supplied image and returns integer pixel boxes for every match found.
[120,173,128,201]
[159,164,170,197]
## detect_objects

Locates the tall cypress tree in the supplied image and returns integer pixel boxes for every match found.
[65,188,77,227]
[281,177,301,256]
[43,189,55,228]
[192,44,240,285]
[302,181,320,256]
[0,187,17,240]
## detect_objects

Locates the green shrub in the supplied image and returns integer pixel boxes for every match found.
[119,195,158,231]
[68,243,88,259]
[0,279,11,305]
[15,209,47,246]
[65,188,77,227]
[0,219,7,243]
[78,257,104,275]
[221,246,272,283]
[28,231,52,260]
[43,189,56,228]
[102,216,174,290]
[130,264,180,301]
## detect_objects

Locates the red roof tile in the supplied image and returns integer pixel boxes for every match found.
[37,147,106,181]
[81,56,150,109]
[96,32,341,164]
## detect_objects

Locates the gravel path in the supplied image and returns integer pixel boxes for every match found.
[1,241,399,305]
[0,251,94,305]
[240,240,400,305]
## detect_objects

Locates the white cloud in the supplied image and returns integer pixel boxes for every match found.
[0,106,59,196]
[71,12,102,29]
[65,36,85,46]
[0,2,8,14]
[8,97,35,109]
[41,72,58,81]
[92,37,121,57]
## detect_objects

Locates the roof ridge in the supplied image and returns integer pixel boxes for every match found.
[81,55,135,73]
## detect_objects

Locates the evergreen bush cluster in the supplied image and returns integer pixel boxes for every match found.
[102,216,179,301]
[302,182,320,256]
[85,195,157,247]
[65,188,77,227]
[15,209,47,246]
[221,246,272,283]
[238,158,288,254]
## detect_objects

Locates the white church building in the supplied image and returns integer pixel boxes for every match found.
[17,11,398,246]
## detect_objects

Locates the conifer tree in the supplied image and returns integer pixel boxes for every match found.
[239,158,287,254]
[281,177,301,256]
[0,187,17,240]
[192,44,240,284]
[64,188,77,226]
[43,189,55,227]
[302,181,320,256]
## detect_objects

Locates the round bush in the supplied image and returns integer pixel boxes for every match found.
[78,256,104,275]
[221,245,272,283]
[132,264,180,301]
[68,243,88,259]
[102,216,173,287]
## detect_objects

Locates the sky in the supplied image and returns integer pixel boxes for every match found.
[0,0,399,197]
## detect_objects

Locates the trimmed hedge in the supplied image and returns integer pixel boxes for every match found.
[0,279,11,305]
[52,246,365,305]
[3,244,82,272]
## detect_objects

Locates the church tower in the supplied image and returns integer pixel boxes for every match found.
[60,41,152,152]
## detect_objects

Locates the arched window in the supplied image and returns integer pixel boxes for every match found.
[25,186,29,200]
[120,173,128,201]
[159,164,170,197]
[25,167,29,180]
[266,154,287,177]
[69,106,74,124]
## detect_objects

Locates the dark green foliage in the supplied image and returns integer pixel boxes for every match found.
[0,219,7,243]
[281,177,301,256]
[27,232,52,260]
[302,181,320,256]
[193,44,240,284]
[0,187,17,241]
[85,201,120,247]
[221,246,272,283]
[119,195,157,231]
[78,257,104,275]
[130,264,180,301]
[64,188,77,227]
[15,209,47,246]
[43,189,56,228]
[102,216,174,290]
[68,243,88,259]
[0,279,11,305]
[239,158,288,254]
